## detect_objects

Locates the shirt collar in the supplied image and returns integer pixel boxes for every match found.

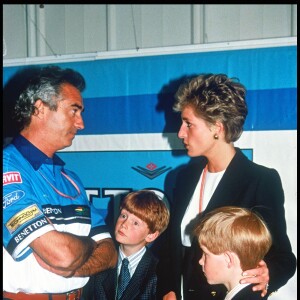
[118,246,146,265]
[12,134,65,170]
[224,283,251,300]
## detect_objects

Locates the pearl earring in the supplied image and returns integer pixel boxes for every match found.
[214,134,219,140]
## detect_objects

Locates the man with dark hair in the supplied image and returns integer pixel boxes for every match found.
[3,66,117,300]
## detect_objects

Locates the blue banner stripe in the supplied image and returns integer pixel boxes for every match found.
[79,87,296,135]
[3,46,296,98]
[65,46,297,96]
[245,88,297,131]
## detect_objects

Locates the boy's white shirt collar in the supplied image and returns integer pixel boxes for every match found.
[118,246,146,277]
[119,245,146,261]
[224,282,251,300]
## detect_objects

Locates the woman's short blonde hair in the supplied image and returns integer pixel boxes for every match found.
[173,73,248,143]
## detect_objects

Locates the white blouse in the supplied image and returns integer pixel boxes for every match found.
[181,169,225,247]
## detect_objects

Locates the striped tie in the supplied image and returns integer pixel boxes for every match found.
[117,258,130,299]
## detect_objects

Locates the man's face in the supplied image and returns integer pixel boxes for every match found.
[43,83,84,151]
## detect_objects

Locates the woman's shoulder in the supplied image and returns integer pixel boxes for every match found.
[234,147,280,177]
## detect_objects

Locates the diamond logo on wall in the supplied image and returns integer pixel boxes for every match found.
[132,162,172,180]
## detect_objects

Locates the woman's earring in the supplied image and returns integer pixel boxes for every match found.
[214,134,219,140]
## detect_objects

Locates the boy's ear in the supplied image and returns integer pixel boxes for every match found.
[145,231,159,243]
[224,251,239,268]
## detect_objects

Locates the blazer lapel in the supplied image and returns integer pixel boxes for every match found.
[121,249,156,300]
[103,268,118,299]
[206,148,251,211]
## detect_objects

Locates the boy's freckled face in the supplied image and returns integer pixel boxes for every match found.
[199,245,228,285]
[115,209,150,247]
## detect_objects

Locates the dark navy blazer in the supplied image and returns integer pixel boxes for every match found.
[91,247,158,300]
[156,148,296,300]
[230,284,264,300]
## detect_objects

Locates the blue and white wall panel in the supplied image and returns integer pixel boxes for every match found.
[3,39,296,299]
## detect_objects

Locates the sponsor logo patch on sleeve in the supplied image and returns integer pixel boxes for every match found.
[3,172,23,185]
[3,190,25,209]
[5,204,43,234]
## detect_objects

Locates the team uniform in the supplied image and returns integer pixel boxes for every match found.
[3,134,111,293]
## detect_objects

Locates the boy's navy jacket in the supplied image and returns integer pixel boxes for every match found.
[91,247,158,300]
[230,284,265,300]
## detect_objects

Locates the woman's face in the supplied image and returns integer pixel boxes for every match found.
[178,106,218,157]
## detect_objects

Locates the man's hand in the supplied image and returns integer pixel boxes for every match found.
[73,238,118,277]
[240,260,269,297]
